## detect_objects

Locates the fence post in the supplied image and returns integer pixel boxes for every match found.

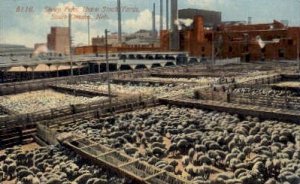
[227,92,230,103]
[250,85,254,105]
[285,87,289,109]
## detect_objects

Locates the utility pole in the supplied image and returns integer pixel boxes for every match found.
[105,29,112,114]
[297,32,300,72]
[117,0,122,44]
[212,30,215,66]
[68,13,73,76]
[160,0,163,31]
[166,0,169,30]
[88,15,90,45]
[152,3,156,41]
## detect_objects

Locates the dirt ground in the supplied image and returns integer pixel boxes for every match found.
[0,142,40,154]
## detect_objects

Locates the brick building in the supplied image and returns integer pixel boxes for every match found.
[160,16,300,61]
[74,45,159,55]
[47,27,70,54]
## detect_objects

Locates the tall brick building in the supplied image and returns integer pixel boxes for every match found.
[161,16,300,61]
[47,27,70,54]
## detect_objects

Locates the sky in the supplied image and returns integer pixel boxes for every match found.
[0,0,300,48]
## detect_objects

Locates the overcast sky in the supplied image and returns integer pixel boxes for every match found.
[1,0,300,47]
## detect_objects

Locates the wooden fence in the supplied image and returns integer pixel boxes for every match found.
[0,95,157,130]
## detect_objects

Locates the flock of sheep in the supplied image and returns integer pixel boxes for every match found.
[55,105,300,184]
[232,88,298,98]
[60,81,196,98]
[0,90,108,114]
[60,82,180,97]
[1,65,299,183]
[0,145,128,183]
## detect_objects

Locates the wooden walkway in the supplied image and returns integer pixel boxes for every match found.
[113,78,198,86]
[150,72,232,78]
[60,135,191,184]
[50,84,115,97]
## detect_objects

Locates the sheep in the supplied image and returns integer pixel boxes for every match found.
[17,169,34,180]
[0,154,7,162]
[73,173,93,184]
[177,139,191,153]
[168,143,178,156]
[197,155,212,166]
[279,172,300,184]
[2,164,8,173]
[265,178,278,184]
[7,163,16,180]
[4,158,14,165]
[224,153,238,165]
[155,161,168,168]
[46,178,62,184]
[163,165,175,172]
[87,178,107,184]
[188,148,196,158]
[151,147,166,157]
[252,161,266,176]
[169,160,178,168]
[0,171,5,181]
[214,173,233,183]
[182,156,190,166]
[196,165,212,180]
[239,174,254,184]
[195,144,207,153]
[185,165,195,176]
[234,168,248,178]
[16,153,27,165]
[229,158,241,170]
[151,142,166,149]
[148,157,159,165]
[124,147,138,155]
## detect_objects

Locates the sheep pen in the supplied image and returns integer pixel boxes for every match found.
[0,145,129,183]
[0,89,109,114]
[50,105,300,184]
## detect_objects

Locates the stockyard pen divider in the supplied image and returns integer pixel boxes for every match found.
[61,136,191,184]
[229,93,300,110]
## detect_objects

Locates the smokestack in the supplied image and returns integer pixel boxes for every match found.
[170,0,179,50]
[87,16,90,45]
[248,17,252,25]
[166,0,169,30]
[160,0,163,31]
[152,3,156,40]
[117,0,122,43]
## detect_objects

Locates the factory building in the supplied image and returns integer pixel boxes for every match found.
[47,27,70,55]
[160,15,300,61]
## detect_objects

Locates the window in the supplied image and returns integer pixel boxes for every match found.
[229,46,233,53]
[288,39,293,45]
[202,47,205,52]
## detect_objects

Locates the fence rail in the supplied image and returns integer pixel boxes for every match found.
[229,93,300,110]
[60,136,191,184]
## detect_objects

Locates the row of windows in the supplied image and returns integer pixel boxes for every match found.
[200,46,289,54]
